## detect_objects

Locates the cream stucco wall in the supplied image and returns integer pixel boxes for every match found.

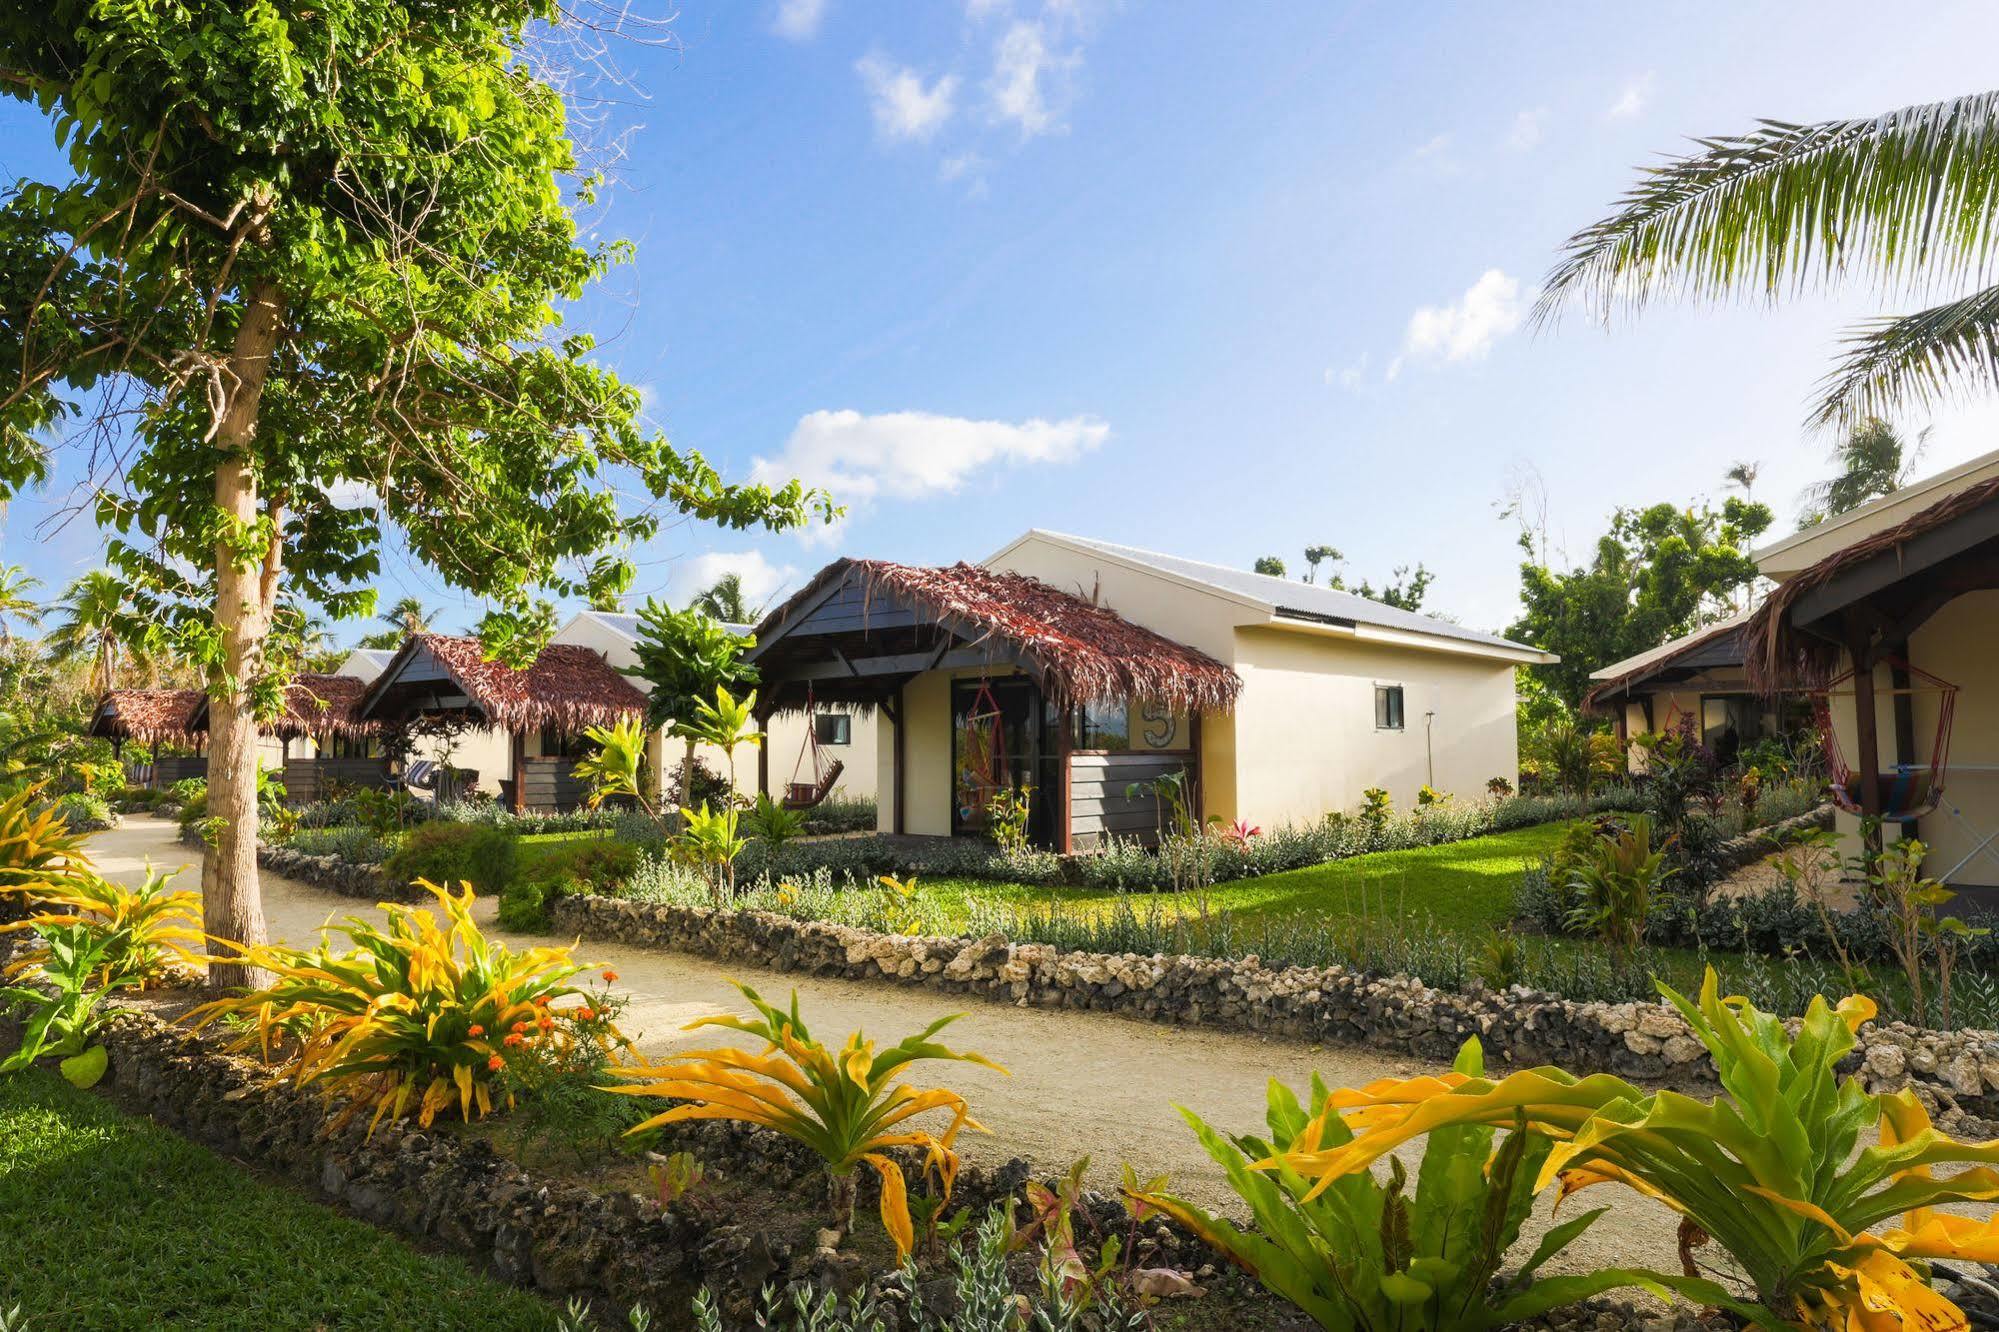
[1227,624,1519,824]
[1908,591,1999,886]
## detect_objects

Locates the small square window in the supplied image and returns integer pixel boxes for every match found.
[1071,701,1129,750]
[814,713,852,746]
[1374,685,1405,731]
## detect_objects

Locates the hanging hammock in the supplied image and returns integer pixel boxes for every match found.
[783,686,846,810]
[955,679,1005,824]
[1810,656,1958,823]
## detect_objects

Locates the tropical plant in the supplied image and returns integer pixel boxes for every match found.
[0,922,140,1087]
[689,571,767,625]
[187,882,598,1133]
[1564,814,1667,960]
[1359,786,1392,841]
[675,685,763,795]
[611,981,1003,1257]
[744,791,807,853]
[574,717,657,818]
[875,873,925,934]
[0,565,40,646]
[44,570,136,693]
[493,976,638,1162]
[1798,418,1926,529]
[1282,970,1999,1330]
[1526,716,1623,799]
[627,602,762,820]
[0,865,204,987]
[1856,834,1987,1029]
[986,783,1035,857]
[356,597,439,650]
[649,1151,707,1212]
[1131,1041,1674,1330]
[381,823,517,898]
[671,802,748,903]
[1538,91,1999,429]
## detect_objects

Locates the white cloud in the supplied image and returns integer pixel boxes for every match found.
[752,409,1108,540]
[1607,73,1652,119]
[1506,107,1548,151]
[323,479,378,510]
[1402,269,1528,364]
[771,0,827,40]
[939,150,990,197]
[988,20,1080,138]
[856,54,958,142]
[663,550,798,616]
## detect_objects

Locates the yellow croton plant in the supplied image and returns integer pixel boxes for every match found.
[1266,970,1999,1331]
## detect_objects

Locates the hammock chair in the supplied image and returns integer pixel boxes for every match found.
[1810,656,1958,824]
[954,678,1005,825]
[782,686,846,810]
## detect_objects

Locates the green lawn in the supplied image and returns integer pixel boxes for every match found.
[0,1068,558,1331]
[924,820,1575,936]
[515,828,611,871]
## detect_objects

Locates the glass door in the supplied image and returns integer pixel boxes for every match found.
[951,678,1058,845]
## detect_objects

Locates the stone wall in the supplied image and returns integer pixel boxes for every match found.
[553,894,1999,1116]
[256,844,409,902]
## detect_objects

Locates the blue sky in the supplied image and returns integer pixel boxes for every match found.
[8,1,1999,643]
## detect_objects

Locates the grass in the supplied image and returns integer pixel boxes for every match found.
[0,1067,558,1331]
[916,821,1576,937]
[515,828,611,873]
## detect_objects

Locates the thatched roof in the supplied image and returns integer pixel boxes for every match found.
[86,689,203,744]
[757,559,1243,713]
[186,672,380,740]
[365,632,646,734]
[1745,472,1999,692]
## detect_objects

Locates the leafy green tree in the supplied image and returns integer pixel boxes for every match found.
[626,602,760,815]
[1252,555,1287,577]
[1509,498,1772,707]
[0,564,39,646]
[1342,563,1433,612]
[0,3,832,983]
[1797,418,1925,528]
[1537,91,1999,426]
[690,571,764,625]
[1301,544,1340,585]
[45,570,134,694]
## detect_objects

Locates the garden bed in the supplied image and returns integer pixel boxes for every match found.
[550,892,1999,1118]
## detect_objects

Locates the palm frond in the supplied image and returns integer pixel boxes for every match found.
[1812,282,1999,426]
[1539,91,1999,326]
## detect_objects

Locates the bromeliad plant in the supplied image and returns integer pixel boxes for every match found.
[610,981,1004,1259]
[0,866,204,988]
[1563,813,1666,961]
[188,882,602,1134]
[1280,969,1999,1330]
[1129,1040,1683,1331]
[0,784,92,893]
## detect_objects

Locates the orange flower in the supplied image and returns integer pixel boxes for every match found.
[487,1055,505,1071]
[468,1024,485,1037]
[575,1007,596,1022]
[602,969,618,983]
[511,1020,528,1034]
[534,994,550,1007]
[537,1015,555,1031]
[504,1033,524,1048]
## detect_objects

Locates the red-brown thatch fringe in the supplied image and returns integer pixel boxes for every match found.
[757,559,1243,713]
[383,633,647,735]
[183,672,384,740]
[1744,473,1999,694]
[86,689,204,745]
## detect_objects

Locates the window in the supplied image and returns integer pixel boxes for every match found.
[539,728,594,758]
[1071,700,1129,750]
[813,713,851,746]
[1374,685,1405,731]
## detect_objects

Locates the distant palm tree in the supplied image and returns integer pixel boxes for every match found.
[357,595,438,649]
[1724,461,1761,503]
[1538,92,1999,427]
[1797,418,1927,528]
[690,573,765,625]
[0,564,40,646]
[45,570,130,692]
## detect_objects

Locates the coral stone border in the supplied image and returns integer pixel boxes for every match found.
[552,893,1999,1118]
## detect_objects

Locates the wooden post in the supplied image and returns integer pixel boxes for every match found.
[756,706,771,802]
[1055,702,1073,855]
[1889,644,1918,841]
[1850,639,1884,857]
[510,730,526,814]
[1189,710,1205,825]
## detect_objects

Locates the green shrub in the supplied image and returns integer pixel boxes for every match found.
[48,792,114,831]
[284,826,395,864]
[382,822,517,896]
[167,777,207,805]
[496,879,553,932]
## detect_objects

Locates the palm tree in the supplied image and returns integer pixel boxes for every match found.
[1538,92,1999,427]
[357,595,437,649]
[1724,461,1761,503]
[690,572,765,625]
[45,570,130,692]
[0,564,41,646]
[1795,418,1927,528]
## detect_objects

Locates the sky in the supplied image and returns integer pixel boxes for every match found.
[7,1,1999,645]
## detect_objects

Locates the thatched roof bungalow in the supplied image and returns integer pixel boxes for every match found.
[85,688,203,746]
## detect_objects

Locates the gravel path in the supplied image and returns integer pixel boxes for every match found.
[91,816,1695,1281]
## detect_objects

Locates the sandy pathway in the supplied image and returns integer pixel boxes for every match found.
[92,817,1694,1280]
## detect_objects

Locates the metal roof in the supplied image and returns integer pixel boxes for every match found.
[1012,530,1547,655]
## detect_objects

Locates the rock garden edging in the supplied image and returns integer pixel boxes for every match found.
[553,893,1999,1119]
[257,843,406,902]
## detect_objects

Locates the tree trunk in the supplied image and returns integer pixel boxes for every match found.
[678,736,698,821]
[202,280,286,991]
